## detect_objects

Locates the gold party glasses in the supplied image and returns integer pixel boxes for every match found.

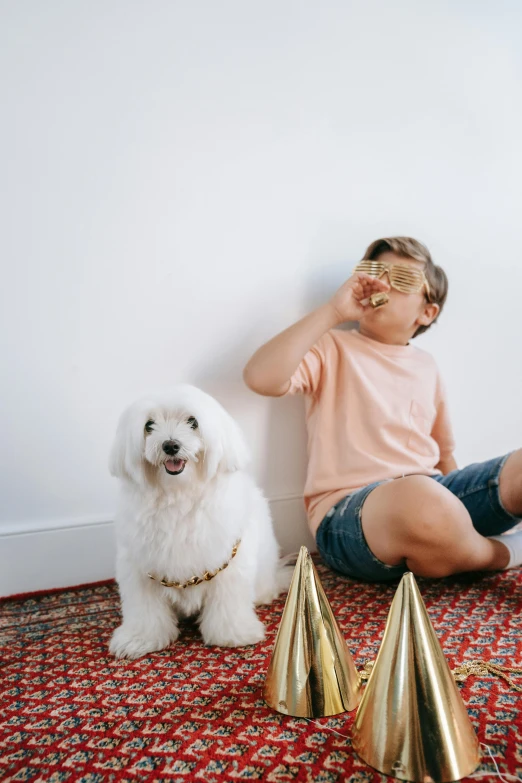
[354,259,431,300]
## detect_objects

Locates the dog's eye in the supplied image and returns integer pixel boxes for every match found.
[145,420,155,433]
[187,417,198,430]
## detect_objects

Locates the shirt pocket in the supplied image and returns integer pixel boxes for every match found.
[408,400,437,457]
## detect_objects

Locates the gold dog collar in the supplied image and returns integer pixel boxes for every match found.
[147,539,241,589]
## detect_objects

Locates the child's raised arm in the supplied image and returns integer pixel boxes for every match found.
[243,272,389,397]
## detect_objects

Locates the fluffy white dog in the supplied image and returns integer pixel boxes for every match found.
[109,385,291,659]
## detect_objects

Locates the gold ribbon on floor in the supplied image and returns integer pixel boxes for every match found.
[452,660,522,693]
[361,659,522,692]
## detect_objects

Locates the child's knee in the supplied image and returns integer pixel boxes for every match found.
[362,475,469,567]
[392,476,471,546]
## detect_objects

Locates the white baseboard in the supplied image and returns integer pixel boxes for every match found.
[0,496,315,598]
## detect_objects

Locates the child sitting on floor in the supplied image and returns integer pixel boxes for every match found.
[244,236,522,582]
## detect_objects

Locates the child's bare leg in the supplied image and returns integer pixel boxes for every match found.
[361,476,510,578]
[499,448,522,517]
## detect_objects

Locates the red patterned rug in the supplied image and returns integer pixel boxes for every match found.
[1,561,521,783]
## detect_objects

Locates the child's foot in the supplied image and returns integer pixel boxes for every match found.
[489,529,522,569]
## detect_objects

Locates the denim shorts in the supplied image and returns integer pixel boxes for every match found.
[315,453,521,583]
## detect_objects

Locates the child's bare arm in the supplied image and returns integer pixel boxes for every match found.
[243,272,390,397]
[243,303,338,396]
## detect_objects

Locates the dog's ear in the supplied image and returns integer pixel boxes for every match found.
[202,405,250,480]
[109,402,150,486]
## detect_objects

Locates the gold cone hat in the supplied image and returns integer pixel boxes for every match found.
[264,546,361,717]
[352,572,480,783]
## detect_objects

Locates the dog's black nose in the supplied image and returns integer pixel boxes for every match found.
[162,440,181,456]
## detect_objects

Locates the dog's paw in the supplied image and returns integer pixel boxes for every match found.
[254,589,278,605]
[109,624,179,659]
[202,616,266,648]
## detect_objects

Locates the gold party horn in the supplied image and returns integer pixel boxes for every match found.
[264,546,361,717]
[352,572,480,783]
[369,292,389,308]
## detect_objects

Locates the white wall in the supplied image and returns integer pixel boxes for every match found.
[1,0,521,595]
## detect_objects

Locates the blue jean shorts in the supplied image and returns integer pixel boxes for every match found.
[315,454,521,583]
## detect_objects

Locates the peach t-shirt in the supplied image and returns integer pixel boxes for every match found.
[286,329,455,536]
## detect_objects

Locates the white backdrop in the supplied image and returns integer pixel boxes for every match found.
[1,0,521,594]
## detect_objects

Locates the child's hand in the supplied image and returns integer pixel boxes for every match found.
[329,272,391,324]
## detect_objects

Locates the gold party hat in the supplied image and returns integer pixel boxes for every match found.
[352,572,480,783]
[264,546,361,717]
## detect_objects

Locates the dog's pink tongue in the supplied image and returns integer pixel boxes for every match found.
[165,459,182,472]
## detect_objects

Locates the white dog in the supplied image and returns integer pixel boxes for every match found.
[108,384,291,659]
